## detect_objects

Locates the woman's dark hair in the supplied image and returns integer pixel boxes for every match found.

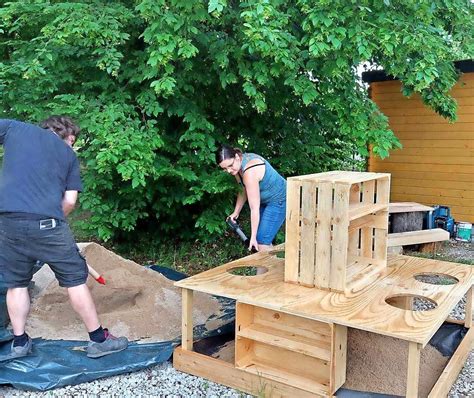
[215,144,242,165]
[40,115,80,140]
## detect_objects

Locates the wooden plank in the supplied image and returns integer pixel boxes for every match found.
[240,360,329,396]
[465,287,473,329]
[250,340,330,387]
[299,181,317,286]
[389,202,434,213]
[373,91,474,101]
[388,228,449,247]
[315,181,333,289]
[374,178,390,262]
[330,183,350,292]
[372,155,473,166]
[361,180,375,258]
[173,347,324,398]
[348,183,361,255]
[284,179,301,283]
[389,185,474,200]
[348,203,387,221]
[389,193,474,208]
[237,323,331,361]
[428,326,474,398]
[182,288,193,350]
[388,114,474,125]
[406,342,421,398]
[349,214,387,232]
[388,147,474,157]
[391,123,473,133]
[369,170,474,183]
[369,162,474,174]
[380,105,474,117]
[396,139,474,149]
[253,306,332,341]
[331,324,347,394]
[374,96,474,109]
[391,178,474,191]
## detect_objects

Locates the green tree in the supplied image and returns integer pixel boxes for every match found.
[0,0,472,241]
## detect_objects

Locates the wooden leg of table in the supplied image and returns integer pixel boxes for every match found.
[406,342,421,398]
[182,288,193,351]
[465,286,473,329]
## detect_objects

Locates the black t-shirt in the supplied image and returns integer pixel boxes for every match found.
[0,119,83,220]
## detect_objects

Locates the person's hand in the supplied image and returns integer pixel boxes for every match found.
[227,212,239,222]
[248,237,259,252]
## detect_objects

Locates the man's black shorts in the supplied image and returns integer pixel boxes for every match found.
[0,214,87,288]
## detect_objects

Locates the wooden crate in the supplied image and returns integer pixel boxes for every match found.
[285,171,390,293]
[235,303,347,396]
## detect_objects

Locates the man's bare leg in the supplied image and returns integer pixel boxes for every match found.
[67,284,100,332]
[6,287,30,335]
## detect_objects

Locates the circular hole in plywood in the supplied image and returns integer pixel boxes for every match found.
[227,266,268,276]
[274,251,285,259]
[414,273,459,286]
[385,294,438,311]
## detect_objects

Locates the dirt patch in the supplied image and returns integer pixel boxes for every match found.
[344,329,449,397]
[27,242,223,343]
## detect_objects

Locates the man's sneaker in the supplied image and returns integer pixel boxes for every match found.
[0,336,33,362]
[86,329,128,358]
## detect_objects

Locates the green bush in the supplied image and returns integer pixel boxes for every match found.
[0,1,471,241]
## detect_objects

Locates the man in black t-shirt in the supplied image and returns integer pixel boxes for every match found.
[0,116,128,360]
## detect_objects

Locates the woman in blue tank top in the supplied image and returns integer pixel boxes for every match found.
[216,145,286,252]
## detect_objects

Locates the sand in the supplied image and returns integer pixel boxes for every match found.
[344,328,449,397]
[27,242,223,343]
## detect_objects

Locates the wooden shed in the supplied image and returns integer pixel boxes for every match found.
[364,60,474,223]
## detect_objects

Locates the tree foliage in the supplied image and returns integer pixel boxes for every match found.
[0,0,472,241]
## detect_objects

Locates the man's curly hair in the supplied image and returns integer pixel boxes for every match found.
[40,116,80,140]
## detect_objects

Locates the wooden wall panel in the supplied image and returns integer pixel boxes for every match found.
[368,73,474,223]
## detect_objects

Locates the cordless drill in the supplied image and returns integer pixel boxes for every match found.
[226,218,257,253]
[226,218,249,245]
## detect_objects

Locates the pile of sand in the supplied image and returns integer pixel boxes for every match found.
[27,242,224,343]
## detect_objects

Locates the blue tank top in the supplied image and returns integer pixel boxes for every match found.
[240,153,286,204]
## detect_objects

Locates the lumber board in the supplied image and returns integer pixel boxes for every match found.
[330,183,349,292]
[396,139,474,149]
[387,229,449,247]
[300,181,317,286]
[182,288,193,350]
[331,324,347,393]
[175,251,473,345]
[466,287,473,329]
[374,97,474,109]
[315,181,332,289]
[372,154,473,165]
[389,202,434,214]
[369,161,474,174]
[428,326,474,398]
[173,347,324,398]
[360,180,375,259]
[406,342,422,398]
[391,178,474,191]
[284,179,300,283]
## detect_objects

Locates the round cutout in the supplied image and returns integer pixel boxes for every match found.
[274,251,285,259]
[414,273,459,286]
[227,266,268,276]
[385,294,438,311]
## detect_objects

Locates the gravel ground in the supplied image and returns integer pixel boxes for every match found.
[0,241,472,397]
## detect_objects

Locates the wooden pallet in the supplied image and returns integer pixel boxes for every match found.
[285,171,390,294]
